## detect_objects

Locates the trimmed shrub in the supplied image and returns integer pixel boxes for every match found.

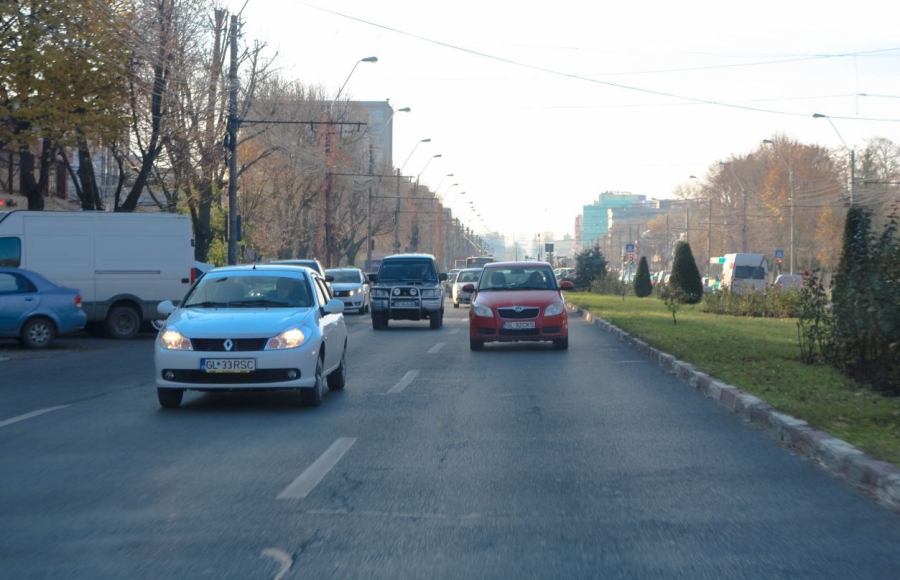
[669,241,703,305]
[633,256,653,297]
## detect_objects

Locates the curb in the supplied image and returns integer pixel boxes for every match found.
[568,303,900,513]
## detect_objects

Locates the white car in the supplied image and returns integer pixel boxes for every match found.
[153,265,347,408]
[452,268,482,308]
[326,267,370,314]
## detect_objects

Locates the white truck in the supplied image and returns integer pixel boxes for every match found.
[721,253,768,292]
[0,210,195,339]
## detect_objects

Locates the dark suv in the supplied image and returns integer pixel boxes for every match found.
[368,254,447,329]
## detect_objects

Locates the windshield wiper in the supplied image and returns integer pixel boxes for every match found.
[229,299,291,307]
[183,301,227,308]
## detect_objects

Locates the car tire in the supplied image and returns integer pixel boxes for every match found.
[372,314,384,330]
[453,302,459,309]
[20,317,56,349]
[157,388,184,409]
[430,310,443,329]
[470,338,484,351]
[327,344,347,391]
[106,305,141,340]
[301,356,325,406]
[554,336,569,350]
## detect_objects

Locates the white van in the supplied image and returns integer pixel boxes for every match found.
[721,253,768,292]
[0,210,195,338]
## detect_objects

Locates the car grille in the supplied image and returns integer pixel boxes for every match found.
[499,328,540,337]
[392,287,419,297]
[191,338,269,352]
[161,369,300,384]
[497,307,540,319]
[334,290,351,297]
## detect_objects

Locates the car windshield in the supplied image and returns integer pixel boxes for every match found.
[478,267,556,291]
[378,260,437,282]
[734,266,766,280]
[327,271,362,284]
[182,275,313,308]
[457,270,481,283]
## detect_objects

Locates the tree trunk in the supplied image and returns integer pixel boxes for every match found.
[77,144,104,211]
[19,139,52,211]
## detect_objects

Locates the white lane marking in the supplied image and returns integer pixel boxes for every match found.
[307,508,483,521]
[449,329,460,335]
[428,343,446,354]
[0,356,10,362]
[0,405,69,429]
[387,370,419,394]
[614,361,648,364]
[278,437,357,500]
[261,548,293,580]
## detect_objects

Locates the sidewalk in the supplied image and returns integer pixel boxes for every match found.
[568,303,900,513]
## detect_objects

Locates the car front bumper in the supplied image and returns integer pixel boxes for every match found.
[469,312,568,342]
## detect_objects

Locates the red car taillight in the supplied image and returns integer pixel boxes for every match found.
[75,294,83,308]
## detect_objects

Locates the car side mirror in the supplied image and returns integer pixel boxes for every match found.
[368,273,378,283]
[439,272,448,282]
[462,283,476,292]
[559,281,574,290]
[325,275,334,283]
[157,300,176,315]
[323,298,344,315]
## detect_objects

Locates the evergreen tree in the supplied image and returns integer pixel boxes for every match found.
[669,241,703,305]
[831,206,873,374]
[633,256,653,297]
[573,244,607,290]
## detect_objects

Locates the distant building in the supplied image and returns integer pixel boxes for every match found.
[348,100,396,170]
[582,191,646,247]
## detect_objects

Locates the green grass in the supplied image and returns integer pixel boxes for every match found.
[566,292,900,465]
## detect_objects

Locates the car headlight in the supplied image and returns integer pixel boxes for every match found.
[420,288,440,297]
[473,305,494,318]
[159,329,192,350]
[266,328,306,350]
[373,288,390,298]
[545,302,566,317]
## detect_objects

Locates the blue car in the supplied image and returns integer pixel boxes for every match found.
[0,267,87,349]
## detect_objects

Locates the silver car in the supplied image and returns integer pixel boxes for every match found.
[452,268,482,308]
[326,268,370,314]
[154,265,347,409]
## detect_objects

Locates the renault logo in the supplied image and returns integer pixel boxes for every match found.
[223,339,234,351]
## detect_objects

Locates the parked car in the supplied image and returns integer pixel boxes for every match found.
[466,261,573,351]
[774,274,803,289]
[326,267,370,314]
[153,265,347,409]
[368,253,447,329]
[0,267,87,348]
[452,268,482,308]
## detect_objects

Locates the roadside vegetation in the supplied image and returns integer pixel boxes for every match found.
[565,292,900,465]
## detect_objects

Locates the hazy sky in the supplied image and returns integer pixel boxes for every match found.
[232,0,900,244]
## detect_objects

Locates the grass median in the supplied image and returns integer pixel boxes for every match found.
[566,292,900,466]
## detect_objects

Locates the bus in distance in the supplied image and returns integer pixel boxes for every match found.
[466,256,494,268]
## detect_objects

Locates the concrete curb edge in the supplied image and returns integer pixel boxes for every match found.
[568,303,900,512]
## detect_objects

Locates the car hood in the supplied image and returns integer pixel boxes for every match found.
[474,289,563,308]
[167,307,316,337]
[331,283,364,291]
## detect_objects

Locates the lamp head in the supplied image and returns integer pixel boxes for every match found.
[362,56,378,63]
[421,138,431,143]
[398,107,411,113]
[812,113,826,119]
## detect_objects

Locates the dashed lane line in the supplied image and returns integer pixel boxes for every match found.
[387,370,419,394]
[428,343,446,354]
[0,406,70,429]
[277,437,357,500]
[261,548,293,580]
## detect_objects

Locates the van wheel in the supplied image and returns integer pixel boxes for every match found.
[106,306,141,340]
[21,317,56,349]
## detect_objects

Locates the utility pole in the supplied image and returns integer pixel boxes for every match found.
[707,197,712,277]
[394,168,401,253]
[366,144,374,271]
[227,14,238,265]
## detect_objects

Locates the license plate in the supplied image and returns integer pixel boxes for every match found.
[503,321,535,330]
[201,358,256,373]
[393,300,418,307]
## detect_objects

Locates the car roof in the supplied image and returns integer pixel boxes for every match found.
[381,253,436,260]
[483,261,550,268]
[204,264,313,277]
[325,267,362,272]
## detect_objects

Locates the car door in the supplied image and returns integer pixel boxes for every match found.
[0,272,38,334]
[312,275,345,371]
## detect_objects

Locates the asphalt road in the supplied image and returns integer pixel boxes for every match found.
[1,303,900,579]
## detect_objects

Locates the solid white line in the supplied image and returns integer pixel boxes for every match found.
[387,370,419,394]
[277,437,357,500]
[260,548,293,580]
[0,405,69,429]
[428,343,446,354]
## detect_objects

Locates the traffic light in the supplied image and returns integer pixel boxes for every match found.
[629,253,635,266]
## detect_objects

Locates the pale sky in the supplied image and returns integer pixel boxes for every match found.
[232,0,900,244]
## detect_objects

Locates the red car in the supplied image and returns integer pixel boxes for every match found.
[464,261,574,351]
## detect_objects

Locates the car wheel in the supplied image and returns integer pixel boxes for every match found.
[372,314,384,330]
[453,302,459,309]
[301,356,324,406]
[106,305,141,340]
[157,388,184,409]
[430,311,443,329]
[21,317,56,349]
[554,336,569,350]
[470,338,484,351]
[327,343,347,391]
[363,300,370,314]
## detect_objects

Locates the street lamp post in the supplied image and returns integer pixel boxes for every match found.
[395,139,431,253]
[813,113,855,206]
[414,155,441,254]
[368,106,410,271]
[763,139,795,275]
[330,56,377,111]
